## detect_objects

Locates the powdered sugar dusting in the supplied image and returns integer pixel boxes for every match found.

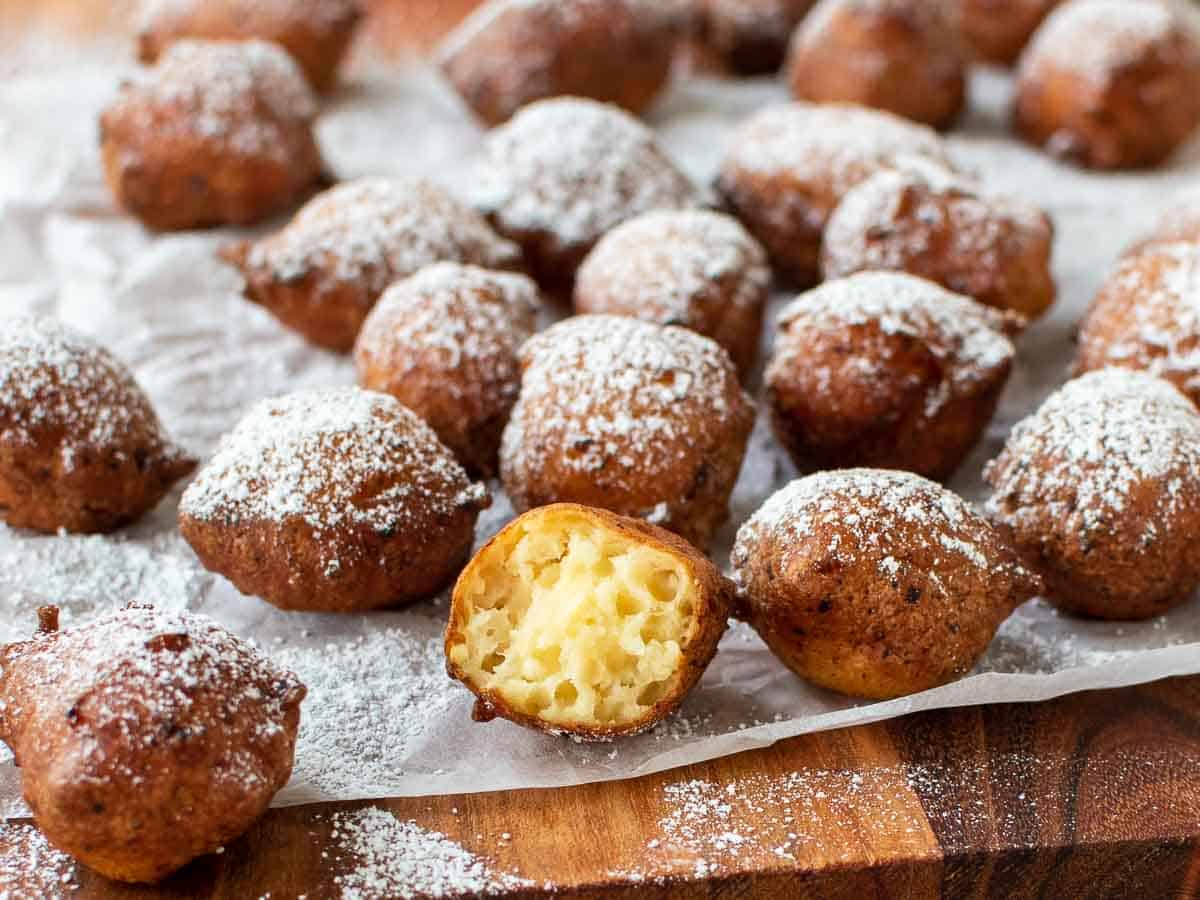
[179,387,485,571]
[1019,0,1185,89]
[107,39,316,162]
[735,469,1011,587]
[575,208,770,318]
[246,177,522,302]
[0,823,78,899]
[721,102,953,199]
[0,604,303,792]
[773,272,1015,415]
[328,807,531,899]
[1079,243,1200,395]
[472,97,703,253]
[355,262,539,399]
[501,315,748,483]
[822,166,1052,289]
[0,315,184,471]
[985,369,1200,529]
[275,623,456,799]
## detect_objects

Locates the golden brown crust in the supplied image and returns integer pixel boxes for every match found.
[715,103,954,286]
[179,387,489,613]
[438,0,679,126]
[766,272,1017,482]
[572,209,771,378]
[445,503,734,739]
[732,470,1041,700]
[353,262,541,477]
[821,166,1057,320]
[785,0,967,130]
[984,369,1200,620]
[221,177,524,352]
[1014,0,1200,170]
[100,40,324,232]
[1075,244,1200,408]
[0,604,305,883]
[137,0,362,92]
[952,0,1061,65]
[499,315,755,549]
[0,316,196,534]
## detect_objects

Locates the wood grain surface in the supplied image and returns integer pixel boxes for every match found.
[5,674,1195,899]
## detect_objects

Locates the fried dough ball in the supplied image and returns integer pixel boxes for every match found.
[354,262,541,477]
[0,604,305,883]
[472,97,703,290]
[696,0,817,74]
[732,470,1040,700]
[500,315,754,549]
[1014,0,1200,170]
[716,102,954,285]
[136,0,362,92]
[573,209,771,377]
[951,0,1062,65]
[220,177,523,352]
[821,165,1057,319]
[766,272,1017,481]
[445,504,734,739]
[1075,244,1200,407]
[179,387,489,613]
[100,40,324,231]
[785,0,967,130]
[438,0,680,126]
[985,369,1200,619]
[0,316,195,534]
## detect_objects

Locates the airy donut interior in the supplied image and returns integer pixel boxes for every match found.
[448,508,700,730]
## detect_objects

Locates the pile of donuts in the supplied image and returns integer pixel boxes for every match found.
[3,0,1200,885]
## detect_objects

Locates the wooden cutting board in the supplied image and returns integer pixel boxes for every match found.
[10,673,1197,898]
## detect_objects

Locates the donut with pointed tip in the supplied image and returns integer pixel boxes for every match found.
[0,604,305,883]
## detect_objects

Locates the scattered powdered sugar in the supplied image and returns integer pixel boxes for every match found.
[106,39,315,163]
[0,823,78,899]
[1079,243,1200,395]
[703,0,812,50]
[501,314,748,481]
[0,604,303,792]
[246,177,522,299]
[275,623,458,799]
[327,807,530,899]
[574,208,770,319]
[822,165,1052,288]
[773,272,1015,415]
[985,368,1200,530]
[138,0,359,32]
[355,262,539,401]
[0,315,181,471]
[720,102,954,201]
[1020,0,1186,90]
[471,97,703,252]
[734,469,1006,588]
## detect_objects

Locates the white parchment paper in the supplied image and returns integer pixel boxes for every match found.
[1,39,1199,818]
